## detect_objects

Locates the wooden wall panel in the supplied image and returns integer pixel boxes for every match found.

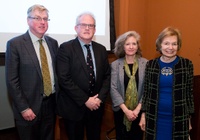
[114,0,200,75]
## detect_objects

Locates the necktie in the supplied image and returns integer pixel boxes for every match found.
[84,44,95,95]
[39,39,52,96]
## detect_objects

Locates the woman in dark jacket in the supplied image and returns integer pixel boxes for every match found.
[139,27,194,140]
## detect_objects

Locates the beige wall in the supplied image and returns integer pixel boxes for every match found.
[114,0,200,75]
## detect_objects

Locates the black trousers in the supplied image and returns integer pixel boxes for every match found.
[113,109,143,140]
[16,94,56,140]
[63,105,104,140]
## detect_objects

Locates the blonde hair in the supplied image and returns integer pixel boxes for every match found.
[27,4,49,17]
[156,27,182,53]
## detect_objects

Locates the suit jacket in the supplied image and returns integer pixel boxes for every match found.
[5,31,59,125]
[56,37,110,121]
[110,57,148,112]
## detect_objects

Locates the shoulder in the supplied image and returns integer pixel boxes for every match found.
[7,32,28,43]
[178,56,192,63]
[177,56,193,67]
[148,58,159,63]
[92,41,106,50]
[138,57,148,63]
[111,58,124,66]
[146,58,159,67]
[45,35,57,43]
[59,39,77,49]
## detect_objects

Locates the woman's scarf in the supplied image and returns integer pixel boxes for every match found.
[123,57,139,131]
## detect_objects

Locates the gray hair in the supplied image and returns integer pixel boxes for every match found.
[114,31,142,58]
[27,4,49,17]
[75,12,96,25]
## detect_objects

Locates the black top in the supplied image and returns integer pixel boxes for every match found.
[124,64,139,92]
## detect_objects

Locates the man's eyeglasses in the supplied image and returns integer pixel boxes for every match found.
[28,16,50,22]
[77,23,95,29]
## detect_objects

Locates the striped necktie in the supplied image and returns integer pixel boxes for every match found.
[84,44,95,95]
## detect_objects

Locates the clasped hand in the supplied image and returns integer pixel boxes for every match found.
[85,94,101,111]
[125,108,139,121]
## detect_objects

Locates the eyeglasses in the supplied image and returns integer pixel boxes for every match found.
[77,23,95,29]
[28,16,50,22]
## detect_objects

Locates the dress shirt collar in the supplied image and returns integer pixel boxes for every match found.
[28,30,46,43]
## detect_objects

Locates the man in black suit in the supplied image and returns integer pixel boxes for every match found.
[5,4,58,140]
[56,12,110,140]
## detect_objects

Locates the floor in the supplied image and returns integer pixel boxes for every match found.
[0,102,116,140]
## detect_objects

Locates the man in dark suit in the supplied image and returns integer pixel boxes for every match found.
[56,12,110,140]
[5,4,58,140]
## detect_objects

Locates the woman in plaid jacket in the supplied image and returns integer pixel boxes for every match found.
[139,27,194,140]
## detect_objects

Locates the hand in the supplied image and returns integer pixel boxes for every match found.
[94,97,102,106]
[189,118,192,131]
[21,108,36,121]
[124,109,135,121]
[132,108,140,121]
[85,94,100,111]
[120,104,137,121]
[139,113,146,131]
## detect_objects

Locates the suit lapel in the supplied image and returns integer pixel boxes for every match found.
[92,42,99,78]
[23,32,42,79]
[44,36,55,69]
[73,38,88,76]
[119,58,125,91]
[45,37,57,82]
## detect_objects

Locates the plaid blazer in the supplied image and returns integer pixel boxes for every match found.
[142,56,194,140]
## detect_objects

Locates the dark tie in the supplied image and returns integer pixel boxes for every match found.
[39,39,52,96]
[84,44,95,95]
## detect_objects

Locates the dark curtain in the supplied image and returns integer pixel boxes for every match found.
[109,0,116,51]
